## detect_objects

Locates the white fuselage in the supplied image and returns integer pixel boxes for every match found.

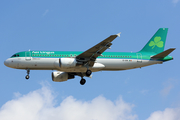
[4,57,162,72]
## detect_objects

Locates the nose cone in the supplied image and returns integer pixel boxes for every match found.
[4,59,10,67]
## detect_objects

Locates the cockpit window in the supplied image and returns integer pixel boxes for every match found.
[11,54,16,57]
[11,54,19,57]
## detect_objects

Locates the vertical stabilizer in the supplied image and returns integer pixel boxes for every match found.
[140,28,168,53]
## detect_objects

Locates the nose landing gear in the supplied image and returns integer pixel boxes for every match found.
[25,69,30,79]
[25,75,29,79]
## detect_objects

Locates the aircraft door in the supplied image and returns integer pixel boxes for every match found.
[137,53,142,62]
[25,51,31,60]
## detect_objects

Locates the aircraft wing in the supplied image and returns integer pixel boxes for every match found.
[76,33,121,67]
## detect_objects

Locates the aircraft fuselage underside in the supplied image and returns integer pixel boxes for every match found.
[5,57,162,72]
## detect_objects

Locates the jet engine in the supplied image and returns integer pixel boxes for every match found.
[52,71,74,82]
[54,58,77,68]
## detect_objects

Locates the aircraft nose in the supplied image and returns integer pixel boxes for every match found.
[4,59,10,67]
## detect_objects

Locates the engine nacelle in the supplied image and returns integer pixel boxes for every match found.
[60,58,77,68]
[52,71,74,82]
[54,58,77,68]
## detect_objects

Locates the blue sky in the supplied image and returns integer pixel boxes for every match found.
[0,0,180,120]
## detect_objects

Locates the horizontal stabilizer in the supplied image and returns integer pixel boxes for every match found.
[151,48,175,59]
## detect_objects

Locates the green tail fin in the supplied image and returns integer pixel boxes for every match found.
[140,28,168,53]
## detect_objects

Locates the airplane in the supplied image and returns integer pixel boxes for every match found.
[4,28,175,85]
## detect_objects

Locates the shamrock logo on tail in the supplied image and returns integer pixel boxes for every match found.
[149,36,164,49]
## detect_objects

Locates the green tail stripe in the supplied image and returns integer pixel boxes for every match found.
[140,28,168,53]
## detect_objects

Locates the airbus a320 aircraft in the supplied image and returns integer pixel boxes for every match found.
[4,28,175,85]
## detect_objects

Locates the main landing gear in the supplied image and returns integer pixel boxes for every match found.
[25,69,30,79]
[80,69,92,85]
[80,78,86,85]
[86,69,92,77]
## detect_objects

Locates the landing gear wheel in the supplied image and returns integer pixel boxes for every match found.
[86,70,92,77]
[25,69,30,80]
[80,78,86,85]
[25,75,30,79]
